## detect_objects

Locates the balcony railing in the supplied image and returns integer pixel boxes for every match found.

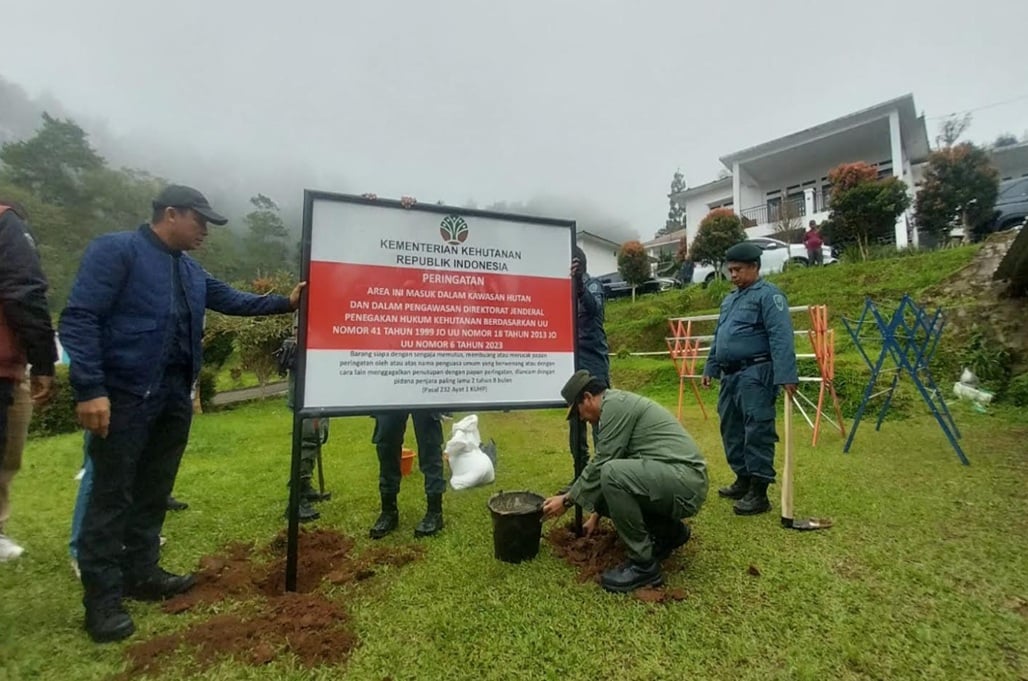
[740,196,806,227]
[739,190,834,227]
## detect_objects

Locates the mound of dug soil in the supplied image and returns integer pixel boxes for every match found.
[545,522,689,604]
[121,528,423,677]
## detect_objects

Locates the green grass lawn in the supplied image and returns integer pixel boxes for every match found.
[2,379,1026,680]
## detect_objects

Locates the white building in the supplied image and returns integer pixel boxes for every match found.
[576,230,621,277]
[674,94,931,249]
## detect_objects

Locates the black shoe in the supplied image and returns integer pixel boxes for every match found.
[653,522,692,562]
[601,560,663,593]
[305,488,332,503]
[124,567,197,601]
[284,499,321,523]
[414,512,444,538]
[85,600,135,643]
[296,477,332,503]
[369,510,399,539]
[734,479,772,516]
[414,494,444,538]
[717,475,751,500]
[166,495,189,512]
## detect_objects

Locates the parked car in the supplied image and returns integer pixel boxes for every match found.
[991,177,1028,232]
[595,272,681,299]
[692,236,837,285]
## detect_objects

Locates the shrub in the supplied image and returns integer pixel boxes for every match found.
[827,162,911,260]
[1004,373,1028,407]
[29,364,79,437]
[617,240,651,300]
[691,209,746,274]
[197,368,218,412]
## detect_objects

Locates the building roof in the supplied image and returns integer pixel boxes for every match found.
[643,228,687,249]
[719,93,931,167]
[675,176,733,200]
[578,230,622,248]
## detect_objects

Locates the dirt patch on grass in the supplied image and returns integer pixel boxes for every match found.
[544,522,690,604]
[122,528,423,677]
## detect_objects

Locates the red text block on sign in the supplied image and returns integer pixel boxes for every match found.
[306,262,574,353]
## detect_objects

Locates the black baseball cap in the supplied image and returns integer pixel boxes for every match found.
[152,185,228,225]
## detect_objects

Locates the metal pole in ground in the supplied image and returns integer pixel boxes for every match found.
[285,410,305,591]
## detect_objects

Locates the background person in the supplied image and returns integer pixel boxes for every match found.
[0,199,57,561]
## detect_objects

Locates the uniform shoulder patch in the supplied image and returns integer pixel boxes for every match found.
[772,294,785,311]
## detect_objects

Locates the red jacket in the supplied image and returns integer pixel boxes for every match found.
[804,229,824,250]
[0,205,56,380]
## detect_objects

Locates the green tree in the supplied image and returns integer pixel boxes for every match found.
[992,133,1019,149]
[690,208,746,277]
[617,240,651,301]
[221,272,295,391]
[0,112,104,206]
[655,169,687,238]
[825,162,910,260]
[242,194,291,276]
[936,113,971,148]
[914,143,999,241]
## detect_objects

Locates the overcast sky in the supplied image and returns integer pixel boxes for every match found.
[4,0,1028,240]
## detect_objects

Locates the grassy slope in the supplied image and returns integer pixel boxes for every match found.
[1,392,1026,681]
[603,246,980,354]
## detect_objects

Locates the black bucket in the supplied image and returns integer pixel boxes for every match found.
[487,491,545,564]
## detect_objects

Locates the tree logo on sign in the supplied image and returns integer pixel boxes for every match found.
[439,215,469,245]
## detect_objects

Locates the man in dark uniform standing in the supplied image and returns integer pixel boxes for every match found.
[702,242,797,516]
[60,185,304,643]
[368,411,446,539]
[563,246,609,491]
[277,317,331,523]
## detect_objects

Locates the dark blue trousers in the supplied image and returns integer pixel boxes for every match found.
[372,411,445,497]
[79,369,192,607]
[717,363,779,482]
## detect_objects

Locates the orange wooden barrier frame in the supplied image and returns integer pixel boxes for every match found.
[805,305,846,445]
[666,317,709,422]
[665,304,846,445]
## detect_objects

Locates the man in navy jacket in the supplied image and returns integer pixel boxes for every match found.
[60,185,304,643]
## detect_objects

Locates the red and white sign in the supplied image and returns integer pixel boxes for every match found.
[300,195,576,411]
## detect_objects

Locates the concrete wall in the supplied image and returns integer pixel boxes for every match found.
[683,184,733,245]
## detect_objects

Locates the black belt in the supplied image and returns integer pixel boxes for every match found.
[720,354,771,375]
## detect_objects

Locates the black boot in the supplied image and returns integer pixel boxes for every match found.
[600,559,663,593]
[124,567,197,601]
[734,478,772,515]
[653,522,692,562]
[284,497,321,523]
[414,494,444,538]
[166,495,189,512]
[300,477,331,503]
[369,494,399,539]
[717,475,751,500]
[85,599,135,643]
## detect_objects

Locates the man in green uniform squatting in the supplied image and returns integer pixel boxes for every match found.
[702,241,797,516]
[542,370,709,593]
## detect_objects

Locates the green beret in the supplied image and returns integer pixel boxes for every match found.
[725,242,762,263]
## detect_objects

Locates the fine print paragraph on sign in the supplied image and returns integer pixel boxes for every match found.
[302,202,575,410]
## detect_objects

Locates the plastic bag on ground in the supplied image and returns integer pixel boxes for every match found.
[444,415,495,490]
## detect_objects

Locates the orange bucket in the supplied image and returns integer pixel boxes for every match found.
[400,448,417,476]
